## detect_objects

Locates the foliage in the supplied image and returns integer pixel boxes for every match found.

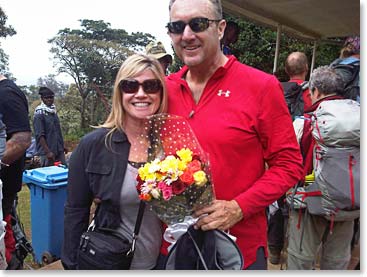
[0,7,16,75]
[57,84,91,138]
[48,19,156,129]
[223,14,342,81]
[0,7,16,38]
[37,74,69,97]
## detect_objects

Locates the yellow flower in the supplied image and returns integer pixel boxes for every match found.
[178,160,187,171]
[176,148,193,163]
[193,170,208,186]
[160,155,180,173]
[138,163,157,181]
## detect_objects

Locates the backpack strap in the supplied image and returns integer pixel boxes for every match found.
[349,154,357,209]
[187,229,209,270]
[300,115,315,177]
[300,81,309,91]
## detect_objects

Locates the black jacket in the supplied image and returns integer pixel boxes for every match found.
[61,128,130,269]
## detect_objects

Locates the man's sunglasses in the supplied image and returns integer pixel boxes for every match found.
[166,17,221,34]
[119,79,162,94]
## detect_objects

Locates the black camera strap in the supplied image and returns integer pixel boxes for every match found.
[128,200,146,256]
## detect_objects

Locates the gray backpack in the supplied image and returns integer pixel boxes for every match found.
[304,99,360,221]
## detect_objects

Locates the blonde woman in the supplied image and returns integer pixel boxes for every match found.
[61,54,168,270]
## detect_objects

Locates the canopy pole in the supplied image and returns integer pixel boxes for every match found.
[310,40,317,74]
[273,24,282,75]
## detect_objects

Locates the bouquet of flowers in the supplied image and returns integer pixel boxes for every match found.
[135,114,214,225]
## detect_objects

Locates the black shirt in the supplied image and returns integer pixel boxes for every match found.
[0,79,31,196]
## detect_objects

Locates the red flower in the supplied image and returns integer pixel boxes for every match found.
[179,169,194,185]
[172,180,187,195]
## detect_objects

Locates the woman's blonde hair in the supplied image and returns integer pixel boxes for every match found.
[100,53,168,135]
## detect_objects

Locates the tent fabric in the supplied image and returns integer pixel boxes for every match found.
[222,0,360,41]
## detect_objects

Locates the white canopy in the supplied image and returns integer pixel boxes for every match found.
[222,0,360,72]
[222,0,360,41]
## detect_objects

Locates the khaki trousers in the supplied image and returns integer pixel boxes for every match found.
[287,209,354,270]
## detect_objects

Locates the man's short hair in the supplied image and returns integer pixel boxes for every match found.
[169,0,223,19]
[285,52,308,77]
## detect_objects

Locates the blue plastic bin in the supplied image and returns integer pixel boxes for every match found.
[22,165,68,264]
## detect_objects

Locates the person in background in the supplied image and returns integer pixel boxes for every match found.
[164,0,303,269]
[33,87,67,167]
[0,74,32,270]
[266,51,311,265]
[61,54,168,270]
[145,41,173,75]
[287,65,358,270]
[284,51,312,110]
[330,36,360,103]
[338,36,360,60]
[220,20,240,55]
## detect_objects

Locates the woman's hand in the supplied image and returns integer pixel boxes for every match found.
[193,199,243,231]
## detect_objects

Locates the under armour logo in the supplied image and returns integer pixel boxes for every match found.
[217,90,231,97]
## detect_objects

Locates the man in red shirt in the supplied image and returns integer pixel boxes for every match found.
[285,51,312,110]
[164,0,303,269]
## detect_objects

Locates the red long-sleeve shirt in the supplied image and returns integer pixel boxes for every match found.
[165,56,303,268]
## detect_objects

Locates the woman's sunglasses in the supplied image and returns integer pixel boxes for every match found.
[119,79,162,94]
[166,17,221,34]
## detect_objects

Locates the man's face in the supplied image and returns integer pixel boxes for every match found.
[41,95,54,107]
[168,0,225,68]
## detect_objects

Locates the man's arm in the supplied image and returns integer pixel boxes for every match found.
[2,131,32,165]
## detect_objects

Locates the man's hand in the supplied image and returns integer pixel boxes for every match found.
[46,151,55,161]
[193,199,243,231]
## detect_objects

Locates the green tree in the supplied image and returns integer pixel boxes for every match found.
[37,74,69,97]
[49,19,156,129]
[223,14,342,81]
[0,7,16,38]
[0,7,16,75]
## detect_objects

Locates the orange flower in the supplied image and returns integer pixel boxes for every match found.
[179,169,195,185]
[187,160,202,172]
[139,194,152,201]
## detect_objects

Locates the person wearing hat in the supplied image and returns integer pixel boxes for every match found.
[33,87,67,167]
[145,41,173,75]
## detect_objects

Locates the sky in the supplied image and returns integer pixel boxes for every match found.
[0,0,173,86]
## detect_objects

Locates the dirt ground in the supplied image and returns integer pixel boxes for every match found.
[39,243,360,270]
